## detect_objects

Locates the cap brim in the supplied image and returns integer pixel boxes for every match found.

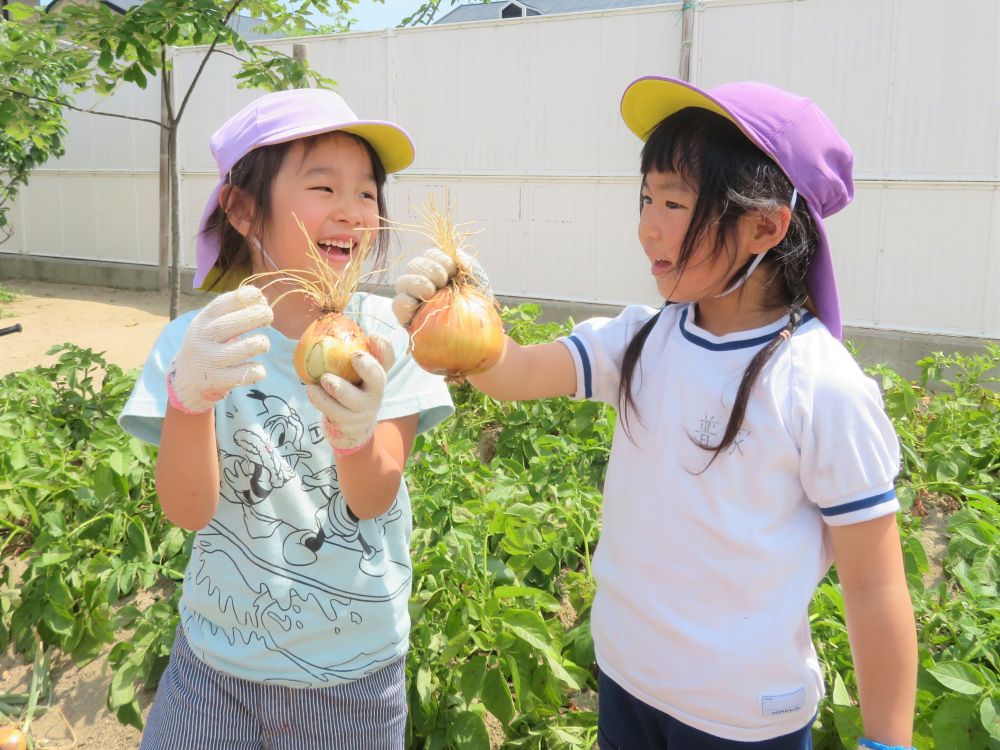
[338,123,415,174]
[621,77,736,140]
[256,120,415,175]
[621,76,776,163]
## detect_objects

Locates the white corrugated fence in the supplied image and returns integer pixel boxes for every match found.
[4,0,999,337]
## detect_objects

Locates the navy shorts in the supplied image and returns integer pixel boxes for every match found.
[598,670,813,750]
[140,627,407,750]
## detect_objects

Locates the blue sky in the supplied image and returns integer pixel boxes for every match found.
[344,0,444,30]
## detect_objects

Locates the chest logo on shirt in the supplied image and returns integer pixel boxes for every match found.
[695,413,750,455]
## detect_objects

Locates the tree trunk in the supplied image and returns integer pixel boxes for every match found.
[168,123,181,320]
[158,72,170,292]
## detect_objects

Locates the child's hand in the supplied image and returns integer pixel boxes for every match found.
[392,248,493,327]
[306,333,396,454]
[167,286,273,414]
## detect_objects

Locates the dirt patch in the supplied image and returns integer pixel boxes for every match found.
[911,489,961,591]
[0,280,201,378]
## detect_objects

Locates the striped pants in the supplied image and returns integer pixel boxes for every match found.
[140,627,407,750]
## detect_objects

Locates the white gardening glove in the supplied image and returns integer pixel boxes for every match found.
[392,248,492,328]
[167,286,273,414]
[306,333,396,454]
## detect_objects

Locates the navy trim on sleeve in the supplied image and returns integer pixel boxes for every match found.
[820,489,897,517]
[566,335,593,399]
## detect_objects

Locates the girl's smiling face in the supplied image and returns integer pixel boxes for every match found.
[259,132,381,276]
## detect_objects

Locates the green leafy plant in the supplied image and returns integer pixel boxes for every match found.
[1,314,997,748]
[811,346,1000,749]
[0,345,189,729]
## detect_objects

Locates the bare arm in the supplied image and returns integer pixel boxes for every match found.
[155,406,221,530]
[829,514,917,747]
[336,415,419,520]
[467,336,577,401]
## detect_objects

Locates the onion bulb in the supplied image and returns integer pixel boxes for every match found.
[0,726,26,750]
[294,313,368,385]
[243,215,375,385]
[403,196,505,379]
[409,284,503,377]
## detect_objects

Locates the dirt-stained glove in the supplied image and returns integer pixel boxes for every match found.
[392,248,492,328]
[306,333,396,455]
[167,286,273,414]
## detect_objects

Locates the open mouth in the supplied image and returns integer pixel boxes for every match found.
[317,238,354,259]
[652,259,673,276]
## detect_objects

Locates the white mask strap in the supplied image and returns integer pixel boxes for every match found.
[250,237,281,273]
[713,188,798,299]
[713,251,768,298]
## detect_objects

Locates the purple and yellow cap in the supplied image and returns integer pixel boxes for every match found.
[194,88,414,291]
[621,76,854,339]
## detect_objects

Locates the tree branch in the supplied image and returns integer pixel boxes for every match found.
[160,47,175,124]
[1,87,165,129]
[174,0,245,125]
[213,48,246,63]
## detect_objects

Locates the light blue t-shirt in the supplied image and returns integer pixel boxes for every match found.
[120,292,453,687]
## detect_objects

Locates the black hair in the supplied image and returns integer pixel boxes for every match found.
[202,131,390,289]
[618,107,820,466]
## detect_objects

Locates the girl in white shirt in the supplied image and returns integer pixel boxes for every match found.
[393,76,917,750]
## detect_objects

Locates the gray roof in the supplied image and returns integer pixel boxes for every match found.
[434,0,671,24]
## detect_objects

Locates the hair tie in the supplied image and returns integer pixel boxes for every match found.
[779,329,791,342]
[790,188,799,210]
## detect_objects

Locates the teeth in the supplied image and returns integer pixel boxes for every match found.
[319,239,352,250]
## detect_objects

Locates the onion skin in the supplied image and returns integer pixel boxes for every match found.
[0,727,26,750]
[294,313,368,385]
[409,285,504,378]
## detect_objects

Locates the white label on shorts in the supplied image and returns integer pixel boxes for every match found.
[761,687,805,717]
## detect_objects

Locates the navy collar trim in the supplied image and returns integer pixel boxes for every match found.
[678,306,815,351]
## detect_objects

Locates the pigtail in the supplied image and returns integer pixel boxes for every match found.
[618,307,666,439]
[696,306,805,471]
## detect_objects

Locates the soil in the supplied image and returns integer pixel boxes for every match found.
[0,280,201,378]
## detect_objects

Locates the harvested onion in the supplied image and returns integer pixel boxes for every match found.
[245,215,374,385]
[0,726,26,750]
[405,198,505,379]
[410,284,503,377]
[294,314,367,385]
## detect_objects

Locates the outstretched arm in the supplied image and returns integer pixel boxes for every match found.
[829,514,917,748]
[467,337,576,402]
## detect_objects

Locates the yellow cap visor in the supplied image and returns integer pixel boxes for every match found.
[621,77,735,142]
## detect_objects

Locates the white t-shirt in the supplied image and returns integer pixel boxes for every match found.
[560,302,900,742]
[120,292,453,688]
